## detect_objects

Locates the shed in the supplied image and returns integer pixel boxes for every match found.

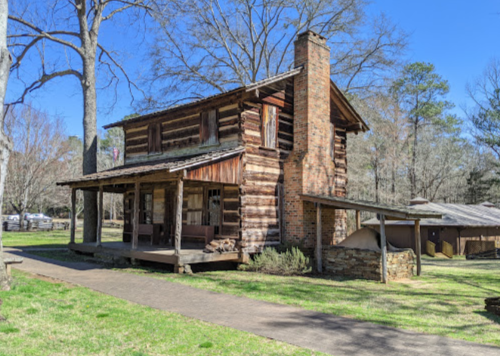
[363,198,500,255]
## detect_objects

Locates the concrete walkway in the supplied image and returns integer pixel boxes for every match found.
[5,249,500,356]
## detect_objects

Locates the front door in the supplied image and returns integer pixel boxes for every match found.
[428,228,441,251]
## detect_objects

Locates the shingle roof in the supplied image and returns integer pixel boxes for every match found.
[363,202,500,227]
[58,146,244,186]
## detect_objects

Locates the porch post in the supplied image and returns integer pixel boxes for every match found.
[174,177,184,255]
[96,185,103,246]
[70,188,76,244]
[415,219,421,276]
[316,203,322,273]
[356,210,361,230]
[380,214,387,284]
[132,181,140,250]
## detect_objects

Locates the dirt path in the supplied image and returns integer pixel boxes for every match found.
[5,249,500,356]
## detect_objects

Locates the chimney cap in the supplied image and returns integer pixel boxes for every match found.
[297,30,327,42]
[410,197,429,205]
[480,201,496,208]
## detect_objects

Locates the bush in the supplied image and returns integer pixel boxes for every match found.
[239,247,311,275]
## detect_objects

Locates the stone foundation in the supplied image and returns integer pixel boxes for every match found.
[322,246,416,281]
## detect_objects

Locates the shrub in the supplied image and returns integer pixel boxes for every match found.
[240,247,311,275]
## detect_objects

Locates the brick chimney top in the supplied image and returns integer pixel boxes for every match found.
[409,197,429,205]
[296,30,328,47]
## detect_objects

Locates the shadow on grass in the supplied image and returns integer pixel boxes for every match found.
[475,310,500,325]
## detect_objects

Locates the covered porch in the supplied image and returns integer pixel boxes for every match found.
[300,194,442,283]
[58,148,245,272]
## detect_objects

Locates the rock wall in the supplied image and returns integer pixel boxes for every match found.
[322,246,416,281]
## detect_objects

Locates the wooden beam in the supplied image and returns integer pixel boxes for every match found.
[96,185,103,246]
[174,177,184,255]
[415,220,421,276]
[132,181,140,250]
[316,203,322,273]
[70,188,76,244]
[380,214,388,284]
[355,210,361,230]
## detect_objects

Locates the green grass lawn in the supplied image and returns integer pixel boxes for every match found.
[1,227,122,248]
[12,235,500,347]
[0,271,324,356]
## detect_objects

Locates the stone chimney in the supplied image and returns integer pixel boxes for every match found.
[283,30,337,248]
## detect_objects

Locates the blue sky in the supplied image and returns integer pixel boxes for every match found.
[7,1,500,138]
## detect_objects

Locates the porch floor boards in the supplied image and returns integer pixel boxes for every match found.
[68,241,241,266]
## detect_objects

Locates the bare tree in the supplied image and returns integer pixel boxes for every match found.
[0,0,13,290]
[146,0,407,109]
[7,0,153,242]
[4,105,70,229]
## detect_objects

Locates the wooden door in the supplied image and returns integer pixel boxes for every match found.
[428,228,441,252]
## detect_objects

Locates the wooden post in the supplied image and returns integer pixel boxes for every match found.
[380,214,387,284]
[96,185,104,246]
[316,203,322,273]
[70,188,76,244]
[132,181,140,250]
[415,219,421,276]
[355,210,361,230]
[174,177,184,255]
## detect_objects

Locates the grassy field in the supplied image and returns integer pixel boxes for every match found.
[27,249,500,346]
[0,271,324,356]
[1,226,122,248]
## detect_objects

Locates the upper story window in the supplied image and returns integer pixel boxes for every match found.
[261,104,277,149]
[148,123,162,154]
[200,109,219,146]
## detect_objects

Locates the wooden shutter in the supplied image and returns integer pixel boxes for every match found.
[155,123,162,152]
[200,109,219,146]
[148,123,162,153]
[262,104,277,148]
[330,122,335,161]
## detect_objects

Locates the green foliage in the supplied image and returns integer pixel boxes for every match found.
[240,247,311,276]
[392,62,456,130]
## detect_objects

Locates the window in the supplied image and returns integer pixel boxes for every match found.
[206,189,221,234]
[200,109,219,146]
[261,104,277,149]
[187,193,203,225]
[140,192,153,224]
[148,123,162,153]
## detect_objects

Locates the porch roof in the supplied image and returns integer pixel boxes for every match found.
[57,146,244,187]
[300,194,442,220]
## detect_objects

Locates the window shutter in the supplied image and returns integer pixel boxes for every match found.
[330,122,335,161]
[262,104,277,148]
[200,109,219,146]
[155,123,162,152]
[148,124,154,153]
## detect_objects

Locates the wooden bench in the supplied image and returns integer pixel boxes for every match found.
[171,225,215,246]
[4,257,23,277]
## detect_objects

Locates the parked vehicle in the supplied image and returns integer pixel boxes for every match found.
[7,214,19,221]
[26,213,52,222]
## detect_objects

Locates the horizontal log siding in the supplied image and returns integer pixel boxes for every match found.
[124,104,241,159]
[240,90,292,252]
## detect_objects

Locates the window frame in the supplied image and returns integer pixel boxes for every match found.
[139,191,153,225]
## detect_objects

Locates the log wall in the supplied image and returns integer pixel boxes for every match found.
[239,84,293,252]
[124,104,241,164]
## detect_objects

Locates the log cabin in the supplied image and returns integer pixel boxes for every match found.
[58,30,371,272]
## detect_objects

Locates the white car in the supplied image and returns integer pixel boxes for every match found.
[7,214,19,221]
[26,213,52,222]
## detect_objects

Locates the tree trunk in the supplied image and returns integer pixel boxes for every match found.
[410,120,418,199]
[81,57,98,243]
[0,0,12,291]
